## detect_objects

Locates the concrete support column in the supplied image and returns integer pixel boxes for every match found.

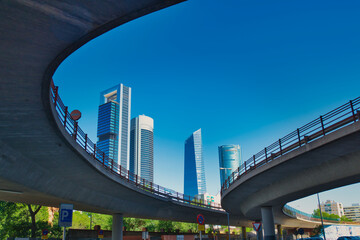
[277,225,283,240]
[241,226,247,240]
[261,207,276,240]
[112,213,123,240]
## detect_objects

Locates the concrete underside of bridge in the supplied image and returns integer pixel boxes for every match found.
[0,0,252,226]
[0,0,357,229]
[222,121,360,225]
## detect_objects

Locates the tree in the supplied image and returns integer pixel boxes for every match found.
[27,204,42,238]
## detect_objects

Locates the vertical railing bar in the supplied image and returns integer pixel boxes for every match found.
[320,116,325,136]
[297,128,301,147]
[279,139,282,155]
[350,100,356,123]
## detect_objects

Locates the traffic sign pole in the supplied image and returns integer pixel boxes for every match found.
[62,227,66,240]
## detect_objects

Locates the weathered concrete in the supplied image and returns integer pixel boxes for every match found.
[0,0,251,226]
[0,0,359,228]
[222,121,360,225]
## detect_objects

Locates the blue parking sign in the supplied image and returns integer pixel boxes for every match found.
[59,204,73,227]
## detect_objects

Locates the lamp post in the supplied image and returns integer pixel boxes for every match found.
[220,167,232,240]
[317,193,327,240]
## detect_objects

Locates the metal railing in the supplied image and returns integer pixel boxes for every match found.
[283,205,356,224]
[221,97,360,194]
[50,80,223,211]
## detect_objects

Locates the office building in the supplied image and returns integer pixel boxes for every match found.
[320,200,344,217]
[195,192,221,207]
[344,204,360,222]
[97,84,131,169]
[184,129,206,197]
[218,145,241,186]
[129,115,154,182]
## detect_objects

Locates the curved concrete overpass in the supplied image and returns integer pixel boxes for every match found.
[222,117,360,233]
[0,0,251,226]
[1,0,359,234]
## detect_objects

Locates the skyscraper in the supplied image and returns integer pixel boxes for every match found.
[184,129,206,197]
[129,115,154,182]
[218,145,241,186]
[97,84,131,169]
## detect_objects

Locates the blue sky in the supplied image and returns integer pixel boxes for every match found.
[54,0,360,214]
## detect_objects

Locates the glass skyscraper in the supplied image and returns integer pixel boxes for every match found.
[129,115,154,182]
[97,84,131,169]
[218,144,241,186]
[184,129,206,197]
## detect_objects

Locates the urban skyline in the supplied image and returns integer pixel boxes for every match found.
[54,0,360,214]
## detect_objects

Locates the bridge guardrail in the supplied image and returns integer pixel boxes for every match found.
[50,80,223,211]
[283,205,355,224]
[221,97,360,194]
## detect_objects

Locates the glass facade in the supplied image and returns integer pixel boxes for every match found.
[129,115,154,182]
[184,129,206,197]
[218,145,241,186]
[97,84,131,169]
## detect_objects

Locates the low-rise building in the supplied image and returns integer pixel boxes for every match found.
[344,203,360,222]
[320,200,344,217]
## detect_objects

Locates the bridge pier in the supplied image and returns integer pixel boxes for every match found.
[112,213,123,240]
[277,225,283,240]
[242,226,247,240]
[261,207,275,240]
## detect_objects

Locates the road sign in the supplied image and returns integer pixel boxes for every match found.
[198,224,205,231]
[70,110,82,121]
[197,214,205,225]
[98,229,104,239]
[298,228,304,235]
[41,229,49,239]
[59,203,73,227]
[252,222,261,231]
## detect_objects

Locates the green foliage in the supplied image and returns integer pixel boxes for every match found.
[312,209,340,221]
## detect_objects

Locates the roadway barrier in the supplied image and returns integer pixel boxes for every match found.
[50,81,223,211]
[221,97,360,194]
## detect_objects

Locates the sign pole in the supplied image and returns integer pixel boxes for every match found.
[200,229,202,240]
[62,227,66,240]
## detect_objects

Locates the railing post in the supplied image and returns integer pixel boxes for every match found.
[54,86,59,106]
[232,172,235,182]
[136,175,138,185]
[119,165,122,177]
[63,107,68,128]
[128,170,130,182]
[102,152,105,165]
[265,147,268,162]
[84,134,87,152]
[297,128,301,146]
[73,121,78,141]
[253,155,256,166]
[111,160,114,171]
[350,100,356,123]
[93,144,96,160]
[320,116,325,136]
[279,139,282,155]
[244,161,247,173]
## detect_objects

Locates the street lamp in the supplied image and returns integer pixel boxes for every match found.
[220,168,232,240]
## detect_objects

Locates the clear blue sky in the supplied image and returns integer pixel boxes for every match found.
[54,0,360,214]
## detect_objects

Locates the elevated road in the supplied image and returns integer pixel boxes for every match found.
[0,0,250,227]
[1,0,359,237]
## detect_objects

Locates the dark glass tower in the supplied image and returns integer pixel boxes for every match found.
[184,129,206,197]
[97,84,131,169]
